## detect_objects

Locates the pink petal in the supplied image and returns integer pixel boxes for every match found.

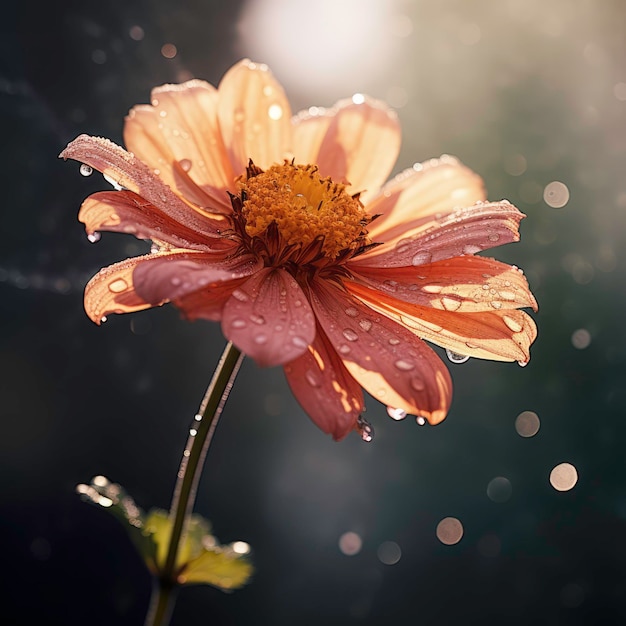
[79,190,233,252]
[349,256,538,313]
[292,96,401,202]
[174,278,249,321]
[123,80,235,213]
[352,200,525,269]
[217,59,292,172]
[366,156,486,241]
[309,279,452,424]
[132,251,262,305]
[284,326,364,441]
[60,135,224,238]
[221,268,315,367]
[347,281,537,364]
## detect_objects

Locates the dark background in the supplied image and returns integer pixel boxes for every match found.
[3,0,626,624]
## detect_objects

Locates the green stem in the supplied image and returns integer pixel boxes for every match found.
[144,341,244,626]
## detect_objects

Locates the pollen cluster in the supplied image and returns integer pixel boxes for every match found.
[240,162,370,258]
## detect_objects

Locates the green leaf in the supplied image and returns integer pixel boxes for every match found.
[179,545,254,590]
[76,475,157,571]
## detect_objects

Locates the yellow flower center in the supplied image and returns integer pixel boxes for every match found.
[240,162,369,259]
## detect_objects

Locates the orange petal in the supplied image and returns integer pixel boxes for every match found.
[349,256,538,313]
[284,325,364,441]
[309,279,452,424]
[217,59,292,172]
[366,156,486,241]
[84,256,157,323]
[123,80,235,212]
[348,281,537,364]
[293,96,401,202]
[174,277,249,321]
[79,190,232,251]
[60,135,224,237]
[352,200,525,268]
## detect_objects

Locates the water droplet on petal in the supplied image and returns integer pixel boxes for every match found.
[416,416,427,426]
[231,289,249,302]
[503,315,523,333]
[108,278,128,293]
[292,335,308,349]
[359,319,372,332]
[87,232,101,243]
[411,251,432,266]
[394,359,415,371]
[100,316,108,323]
[254,333,268,344]
[357,415,374,442]
[338,344,351,355]
[388,337,401,346]
[342,328,359,342]
[305,370,321,387]
[250,313,265,325]
[411,378,425,391]
[179,158,192,172]
[387,407,407,421]
[345,307,359,317]
[517,360,528,367]
[231,318,247,329]
[445,349,470,364]
[488,233,500,242]
[441,297,461,311]
[80,164,93,176]
[463,244,482,255]
[422,284,442,294]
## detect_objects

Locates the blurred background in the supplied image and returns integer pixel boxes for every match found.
[3,0,626,623]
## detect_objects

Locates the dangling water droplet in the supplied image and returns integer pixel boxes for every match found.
[80,164,93,177]
[342,328,359,342]
[179,158,192,172]
[387,407,407,421]
[87,232,101,243]
[357,415,374,442]
[445,349,470,364]
[416,416,427,426]
[517,360,528,368]
[100,316,108,323]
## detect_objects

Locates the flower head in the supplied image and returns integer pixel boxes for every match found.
[61,59,537,441]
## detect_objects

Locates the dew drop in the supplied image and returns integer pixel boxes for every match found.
[387,407,407,421]
[108,278,128,293]
[231,318,247,329]
[490,301,502,309]
[80,164,93,177]
[231,289,248,302]
[411,378,425,391]
[291,335,308,349]
[463,244,482,254]
[359,319,372,332]
[189,428,197,437]
[441,296,461,311]
[345,307,359,317]
[445,349,470,364]
[342,328,359,342]
[171,276,181,286]
[250,313,266,325]
[87,232,101,243]
[382,280,398,292]
[517,360,528,367]
[100,316,108,323]
[416,416,427,426]
[388,337,401,346]
[305,370,321,387]
[394,359,415,371]
[338,344,351,355]
[179,158,192,172]
[357,415,374,442]
[503,315,523,333]
[422,284,443,294]
[411,251,433,266]
[254,333,268,344]
[488,233,500,242]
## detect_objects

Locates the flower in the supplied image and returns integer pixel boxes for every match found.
[61,59,537,441]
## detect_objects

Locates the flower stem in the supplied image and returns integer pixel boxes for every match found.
[144,341,244,626]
